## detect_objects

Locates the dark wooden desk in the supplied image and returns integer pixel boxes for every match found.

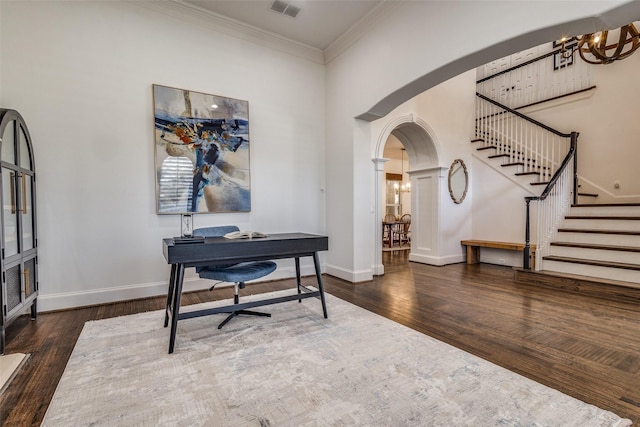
[162,233,329,353]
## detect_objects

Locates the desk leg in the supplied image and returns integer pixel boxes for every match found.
[164,264,177,327]
[295,257,302,303]
[168,263,185,354]
[313,252,328,319]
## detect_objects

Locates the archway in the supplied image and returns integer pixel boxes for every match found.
[372,114,441,276]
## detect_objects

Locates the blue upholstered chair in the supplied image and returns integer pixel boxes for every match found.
[193,226,277,329]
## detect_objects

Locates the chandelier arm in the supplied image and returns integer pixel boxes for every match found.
[618,29,640,59]
[611,28,629,58]
[585,37,611,63]
[578,47,604,64]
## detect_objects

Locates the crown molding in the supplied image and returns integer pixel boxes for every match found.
[324,1,402,64]
[130,0,325,65]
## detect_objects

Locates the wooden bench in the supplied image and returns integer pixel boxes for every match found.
[461,240,536,268]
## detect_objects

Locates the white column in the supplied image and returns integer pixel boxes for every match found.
[372,157,389,276]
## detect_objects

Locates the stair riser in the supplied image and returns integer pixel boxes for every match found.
[541,260,640,285]
[547,246,640,264]
[561,218,640,231]
[570,206,640,216]
[554,232,640,247]
[475,153,546,191]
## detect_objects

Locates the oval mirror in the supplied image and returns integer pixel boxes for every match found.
[448,159,468,204]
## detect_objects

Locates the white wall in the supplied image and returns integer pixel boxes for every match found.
[3,0,638,308]
[468,41,640,267]
[522,52,640,202]
[368,70,476,270]
[325,1,640,281]
[0,1,326,310]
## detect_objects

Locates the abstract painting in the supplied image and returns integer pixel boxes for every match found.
[153,84,250,214]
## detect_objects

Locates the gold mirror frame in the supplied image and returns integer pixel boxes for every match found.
[448,159,468,204]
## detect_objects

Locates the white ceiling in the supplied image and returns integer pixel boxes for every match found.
[185,0,383,51]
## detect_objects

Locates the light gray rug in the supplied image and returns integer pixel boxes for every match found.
[42,290,631,427]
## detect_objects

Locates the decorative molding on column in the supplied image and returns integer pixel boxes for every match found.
[372,157,390,276]
[372,157,389,171]
[374,114,415,159]
[409,166,448,176]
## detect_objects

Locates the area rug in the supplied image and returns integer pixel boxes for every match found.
[42,290,632,427]
[0,353,28,394]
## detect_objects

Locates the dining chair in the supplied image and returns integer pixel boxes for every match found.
[193,225,277,329]
[397,214,411,246]
[382,214,397,247]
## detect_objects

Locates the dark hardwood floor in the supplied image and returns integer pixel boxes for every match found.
[2,252,639,426]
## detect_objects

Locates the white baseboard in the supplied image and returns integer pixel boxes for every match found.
[324,264,372,283]
[409,253,463,266]
[372,263,385,276]
[37,266,315,313]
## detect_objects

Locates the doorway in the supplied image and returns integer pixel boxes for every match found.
[382,136,411,261]
[374,115,441,275]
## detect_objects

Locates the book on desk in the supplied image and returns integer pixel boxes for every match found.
[224,230,268,239]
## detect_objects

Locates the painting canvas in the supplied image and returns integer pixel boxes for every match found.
[153,84,250,214]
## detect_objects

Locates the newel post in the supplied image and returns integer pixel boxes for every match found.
[523,198,532,270]
[572,131,579,206]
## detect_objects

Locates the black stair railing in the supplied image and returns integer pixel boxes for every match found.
[474,93,579,270]
[523,132,578,269]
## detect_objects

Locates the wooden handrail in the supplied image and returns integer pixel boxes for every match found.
[476,48,560,84]
[476,92,573,138]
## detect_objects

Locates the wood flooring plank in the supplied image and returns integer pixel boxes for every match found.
[1,255,639,426]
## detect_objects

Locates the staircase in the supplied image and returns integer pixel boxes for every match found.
[542,203,640,286]
[475,44,640,295]
[473,133,640,288]
[471,137,549,191]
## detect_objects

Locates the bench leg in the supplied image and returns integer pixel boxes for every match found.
[466,245,480,264]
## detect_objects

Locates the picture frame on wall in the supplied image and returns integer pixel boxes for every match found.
[153,84,251,214]
[553,38,577,70]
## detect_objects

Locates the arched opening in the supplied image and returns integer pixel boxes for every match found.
[326,2,640,283]
[373,115,441,276]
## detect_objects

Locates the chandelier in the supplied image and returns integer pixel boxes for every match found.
[560,22,640,64]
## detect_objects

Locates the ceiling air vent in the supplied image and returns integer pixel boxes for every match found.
[270,0,301,18]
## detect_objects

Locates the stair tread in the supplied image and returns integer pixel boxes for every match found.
[565,215,640,220]
[488,154,510,159]
[515,171,540,176]
[543,255,640,271]
[476,146,496,151]
[530,182,549,186]
[577,193,599,197]
[572,203,640,207]
[558,228,640,235]
[551,241,640,252]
